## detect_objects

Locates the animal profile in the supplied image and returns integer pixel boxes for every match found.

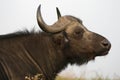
[0,5,111,80]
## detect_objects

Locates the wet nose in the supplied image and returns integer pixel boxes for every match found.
[101,39,111,50]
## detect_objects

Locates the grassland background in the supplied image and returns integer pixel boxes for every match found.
[56,76,120,80]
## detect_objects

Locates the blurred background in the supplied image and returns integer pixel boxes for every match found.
[0,0,120,79]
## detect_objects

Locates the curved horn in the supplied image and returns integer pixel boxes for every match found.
[56,7,61,19]
[37,5,66,33]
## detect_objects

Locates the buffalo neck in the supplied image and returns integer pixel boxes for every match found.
[24,33,68,80]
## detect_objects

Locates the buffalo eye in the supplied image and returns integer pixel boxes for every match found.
[74,28,84,38]
[75,31,82,35]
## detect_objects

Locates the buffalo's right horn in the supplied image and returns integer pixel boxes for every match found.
[37,5,66,33]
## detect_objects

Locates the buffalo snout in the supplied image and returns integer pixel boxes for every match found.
[101,39,111,50]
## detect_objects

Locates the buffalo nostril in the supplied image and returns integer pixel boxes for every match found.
[102,41,108,46]
[101,39,111,49]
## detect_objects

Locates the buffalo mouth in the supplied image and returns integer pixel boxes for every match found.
[89,50,110,60]
[95,50,109,57]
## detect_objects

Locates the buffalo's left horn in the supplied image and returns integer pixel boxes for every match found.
[37,5,66,33]
[56,7,61,19]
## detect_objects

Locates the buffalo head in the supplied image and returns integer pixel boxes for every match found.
[37,5,111,65]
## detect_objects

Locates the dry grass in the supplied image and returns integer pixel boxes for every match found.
[56,76,110,80]
[24,73,120,80]
[25,74,45,80]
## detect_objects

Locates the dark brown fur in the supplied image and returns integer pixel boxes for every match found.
[0,31,68,80]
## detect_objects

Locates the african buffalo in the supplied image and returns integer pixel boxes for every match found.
[0,5,111,80]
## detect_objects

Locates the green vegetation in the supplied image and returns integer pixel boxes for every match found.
[55,75,120,80]
[56,76,80,80]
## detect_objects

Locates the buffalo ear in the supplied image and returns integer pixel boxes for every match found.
[52,33,68,48]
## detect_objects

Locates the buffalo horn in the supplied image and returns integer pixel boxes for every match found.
[56,7,61,19]
[37,5,65,33]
